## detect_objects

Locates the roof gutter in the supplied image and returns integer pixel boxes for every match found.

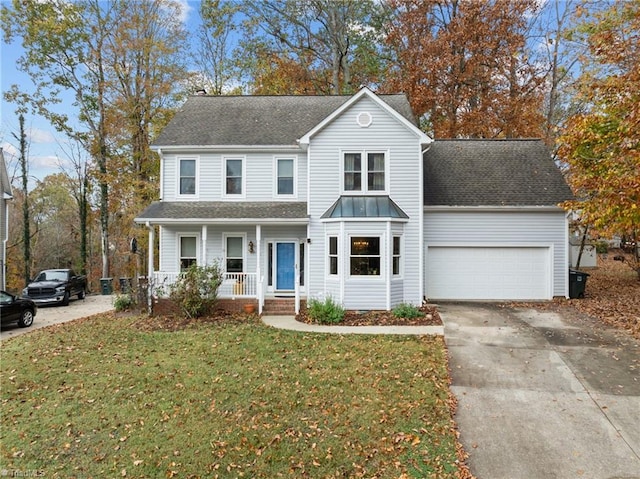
[150,144,303,152]
[424,205,567,212]
[134,217,310,226]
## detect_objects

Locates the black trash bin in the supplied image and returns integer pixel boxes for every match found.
[100,277,113,295]
[119,277,132,293]
[568,269,589,299]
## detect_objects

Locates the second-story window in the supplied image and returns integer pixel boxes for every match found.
[225,158,243,196]
[277,158,294,195]
[179,158,196,195]
[344,151,386,193]
[368,153,385,191]
[344,153,362,191]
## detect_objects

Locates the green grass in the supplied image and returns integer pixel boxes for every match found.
[1,314,459,478]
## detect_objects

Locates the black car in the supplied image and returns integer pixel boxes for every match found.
[0,290,37,328]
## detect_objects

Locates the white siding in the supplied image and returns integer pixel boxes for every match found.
[160,150,307,202]
[307,95,424,309]
[424,210,568,298]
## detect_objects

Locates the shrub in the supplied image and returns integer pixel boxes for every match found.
[307,296,345,325]
[596,240,609,254]
[169,262,223,318]
[113,293,135,312]
[392,303,423,319]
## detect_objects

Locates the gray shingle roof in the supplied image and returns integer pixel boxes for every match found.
[135,201,308,222]
[423,139,573,206]
[153,94,416,147]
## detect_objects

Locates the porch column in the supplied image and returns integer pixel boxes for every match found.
[201,225,207,265]
[146,222,154,313]
[295,246,300,314]
[256,224,262,314]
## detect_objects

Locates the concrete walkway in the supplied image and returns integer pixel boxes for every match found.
[442,302,640,479]
[262,314,444,335]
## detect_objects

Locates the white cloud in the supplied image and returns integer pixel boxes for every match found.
[31,154,63,170]
[28,127,56,144]
[165,0,192,25]
[1,142,18,158]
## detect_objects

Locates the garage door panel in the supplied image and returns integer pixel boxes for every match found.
[426,247,550,300]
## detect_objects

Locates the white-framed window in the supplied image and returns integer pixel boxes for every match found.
[178,157,197,196]
[350,236,381,276]
[224,235,244,272]
[328,236,338,275]
[179,235,198,271]
[224,157,244,197]
[344,153,362,191]
[343,150,387,193]
[275,157,296,196]
[392,236,401,276]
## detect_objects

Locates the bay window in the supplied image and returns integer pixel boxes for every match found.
[350,237,380,276]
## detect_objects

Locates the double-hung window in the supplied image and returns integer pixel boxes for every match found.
[343,151,386,192]
[392,236,401,276]
[179,236,197,271]
[350,237,380,276]
[225,157,243,196]
[225,236,244,272]
[178,158,196,196]
[344,153,362,191]
[328,236,338,275]
[276,158,295,196]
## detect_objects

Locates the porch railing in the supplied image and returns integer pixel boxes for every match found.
[152,271,257,298]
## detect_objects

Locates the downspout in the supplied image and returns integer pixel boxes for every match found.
[386,221,391,311]
[256,224,262,314]
[157,148,164,200]
[146,221,155,314]
[2,199,9,290]
[420,143,432,304]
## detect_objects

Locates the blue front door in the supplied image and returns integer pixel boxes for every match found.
[276,242,295,291]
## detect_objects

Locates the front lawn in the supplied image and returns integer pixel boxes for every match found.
[1,314,465,478]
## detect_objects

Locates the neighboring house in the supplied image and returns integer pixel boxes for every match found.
[135,88,573,314]
[1,148,13,290]
[569,238,597,268]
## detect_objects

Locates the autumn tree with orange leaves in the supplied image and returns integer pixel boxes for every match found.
[559,1,640,277]
[384,0,546,138]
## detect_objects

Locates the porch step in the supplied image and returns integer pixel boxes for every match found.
[262,298,300,315]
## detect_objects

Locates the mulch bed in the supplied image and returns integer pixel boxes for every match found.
[131,303,442,332]
[297,304,442,326]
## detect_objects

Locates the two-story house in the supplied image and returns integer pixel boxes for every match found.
[135,88,573,314]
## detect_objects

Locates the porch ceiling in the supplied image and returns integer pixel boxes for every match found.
[135,201,309,225]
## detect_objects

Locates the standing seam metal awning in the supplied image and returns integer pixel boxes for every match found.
[321,196,409,219]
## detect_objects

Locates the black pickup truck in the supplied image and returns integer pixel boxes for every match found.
[22,269,88,306]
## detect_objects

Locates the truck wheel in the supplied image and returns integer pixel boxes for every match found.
[18,309,34,328]
[62,291,70,306]
[78,289,85,300]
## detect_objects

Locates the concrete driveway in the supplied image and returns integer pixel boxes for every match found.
[1,294,114,341]
[441,302,640,479]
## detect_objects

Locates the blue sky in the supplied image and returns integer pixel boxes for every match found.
[0,0,198,185]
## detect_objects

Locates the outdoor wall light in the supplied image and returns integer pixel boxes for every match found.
[248,241,254,253]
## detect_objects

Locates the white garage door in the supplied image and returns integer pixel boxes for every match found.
[426,246,551,300]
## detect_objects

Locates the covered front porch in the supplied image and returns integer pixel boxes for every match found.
[135,201,310,315]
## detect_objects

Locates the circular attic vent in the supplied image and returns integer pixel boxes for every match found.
[357,111,373,128]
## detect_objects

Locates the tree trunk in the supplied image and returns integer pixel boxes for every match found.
[575,225,589,270]
[16,114,31,285]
